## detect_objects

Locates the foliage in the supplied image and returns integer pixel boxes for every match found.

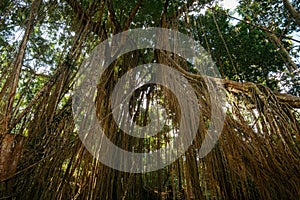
[189,6,297,91]
[0,0,299,199]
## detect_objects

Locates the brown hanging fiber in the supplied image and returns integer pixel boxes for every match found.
[0,1,299,199]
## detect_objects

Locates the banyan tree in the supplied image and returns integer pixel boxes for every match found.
[0,0,299,199]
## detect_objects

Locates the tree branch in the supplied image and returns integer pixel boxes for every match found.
[167,0,196,22]
[160,0,169,27]
[282,0,300,27]
[64,0,105,39]
[107,0,122,33]
[124,0,143,31]
[160,50,300,108]
[266,31,298,72]
[0,0,41,134]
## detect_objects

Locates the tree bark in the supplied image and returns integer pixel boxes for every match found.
[0,134,25,181]
[0,0,41,134]
[282,0,300,27]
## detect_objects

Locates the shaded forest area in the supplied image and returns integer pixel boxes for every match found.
[0,0,300,199]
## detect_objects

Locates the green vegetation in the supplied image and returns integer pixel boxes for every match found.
[0,0,299,199]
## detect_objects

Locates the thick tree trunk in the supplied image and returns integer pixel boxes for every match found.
[0,134,25,181]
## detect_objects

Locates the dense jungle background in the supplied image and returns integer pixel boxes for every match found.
[0,0,300,199]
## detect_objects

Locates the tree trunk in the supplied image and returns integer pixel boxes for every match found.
[0,134,25,181]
